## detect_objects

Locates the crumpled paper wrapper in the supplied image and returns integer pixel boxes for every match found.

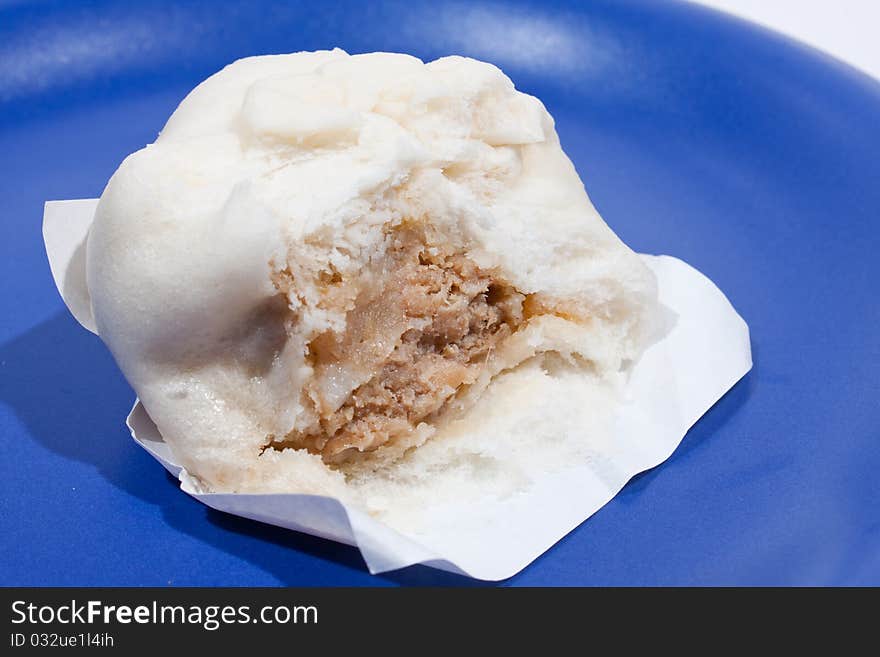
[44,198,752,580]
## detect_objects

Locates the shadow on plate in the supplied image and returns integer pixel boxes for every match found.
[619,341,757,497]
[0,311,494,586]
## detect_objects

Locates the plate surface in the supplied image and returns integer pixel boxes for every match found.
[1,0,878,585]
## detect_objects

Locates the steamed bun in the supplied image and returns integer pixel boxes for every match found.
[86,50,659,517]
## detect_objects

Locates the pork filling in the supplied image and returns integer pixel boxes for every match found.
[273,226,528,465]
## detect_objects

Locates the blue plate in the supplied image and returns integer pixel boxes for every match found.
[1,0,878,586]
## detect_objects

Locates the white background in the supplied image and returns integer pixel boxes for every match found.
[694,0,880,80]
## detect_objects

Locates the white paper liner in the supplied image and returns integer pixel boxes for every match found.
[44,198,752,580]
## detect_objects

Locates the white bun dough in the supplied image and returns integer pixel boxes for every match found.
[86,51,660,522]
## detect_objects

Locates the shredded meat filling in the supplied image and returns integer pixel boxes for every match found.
[274,226,526,465]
